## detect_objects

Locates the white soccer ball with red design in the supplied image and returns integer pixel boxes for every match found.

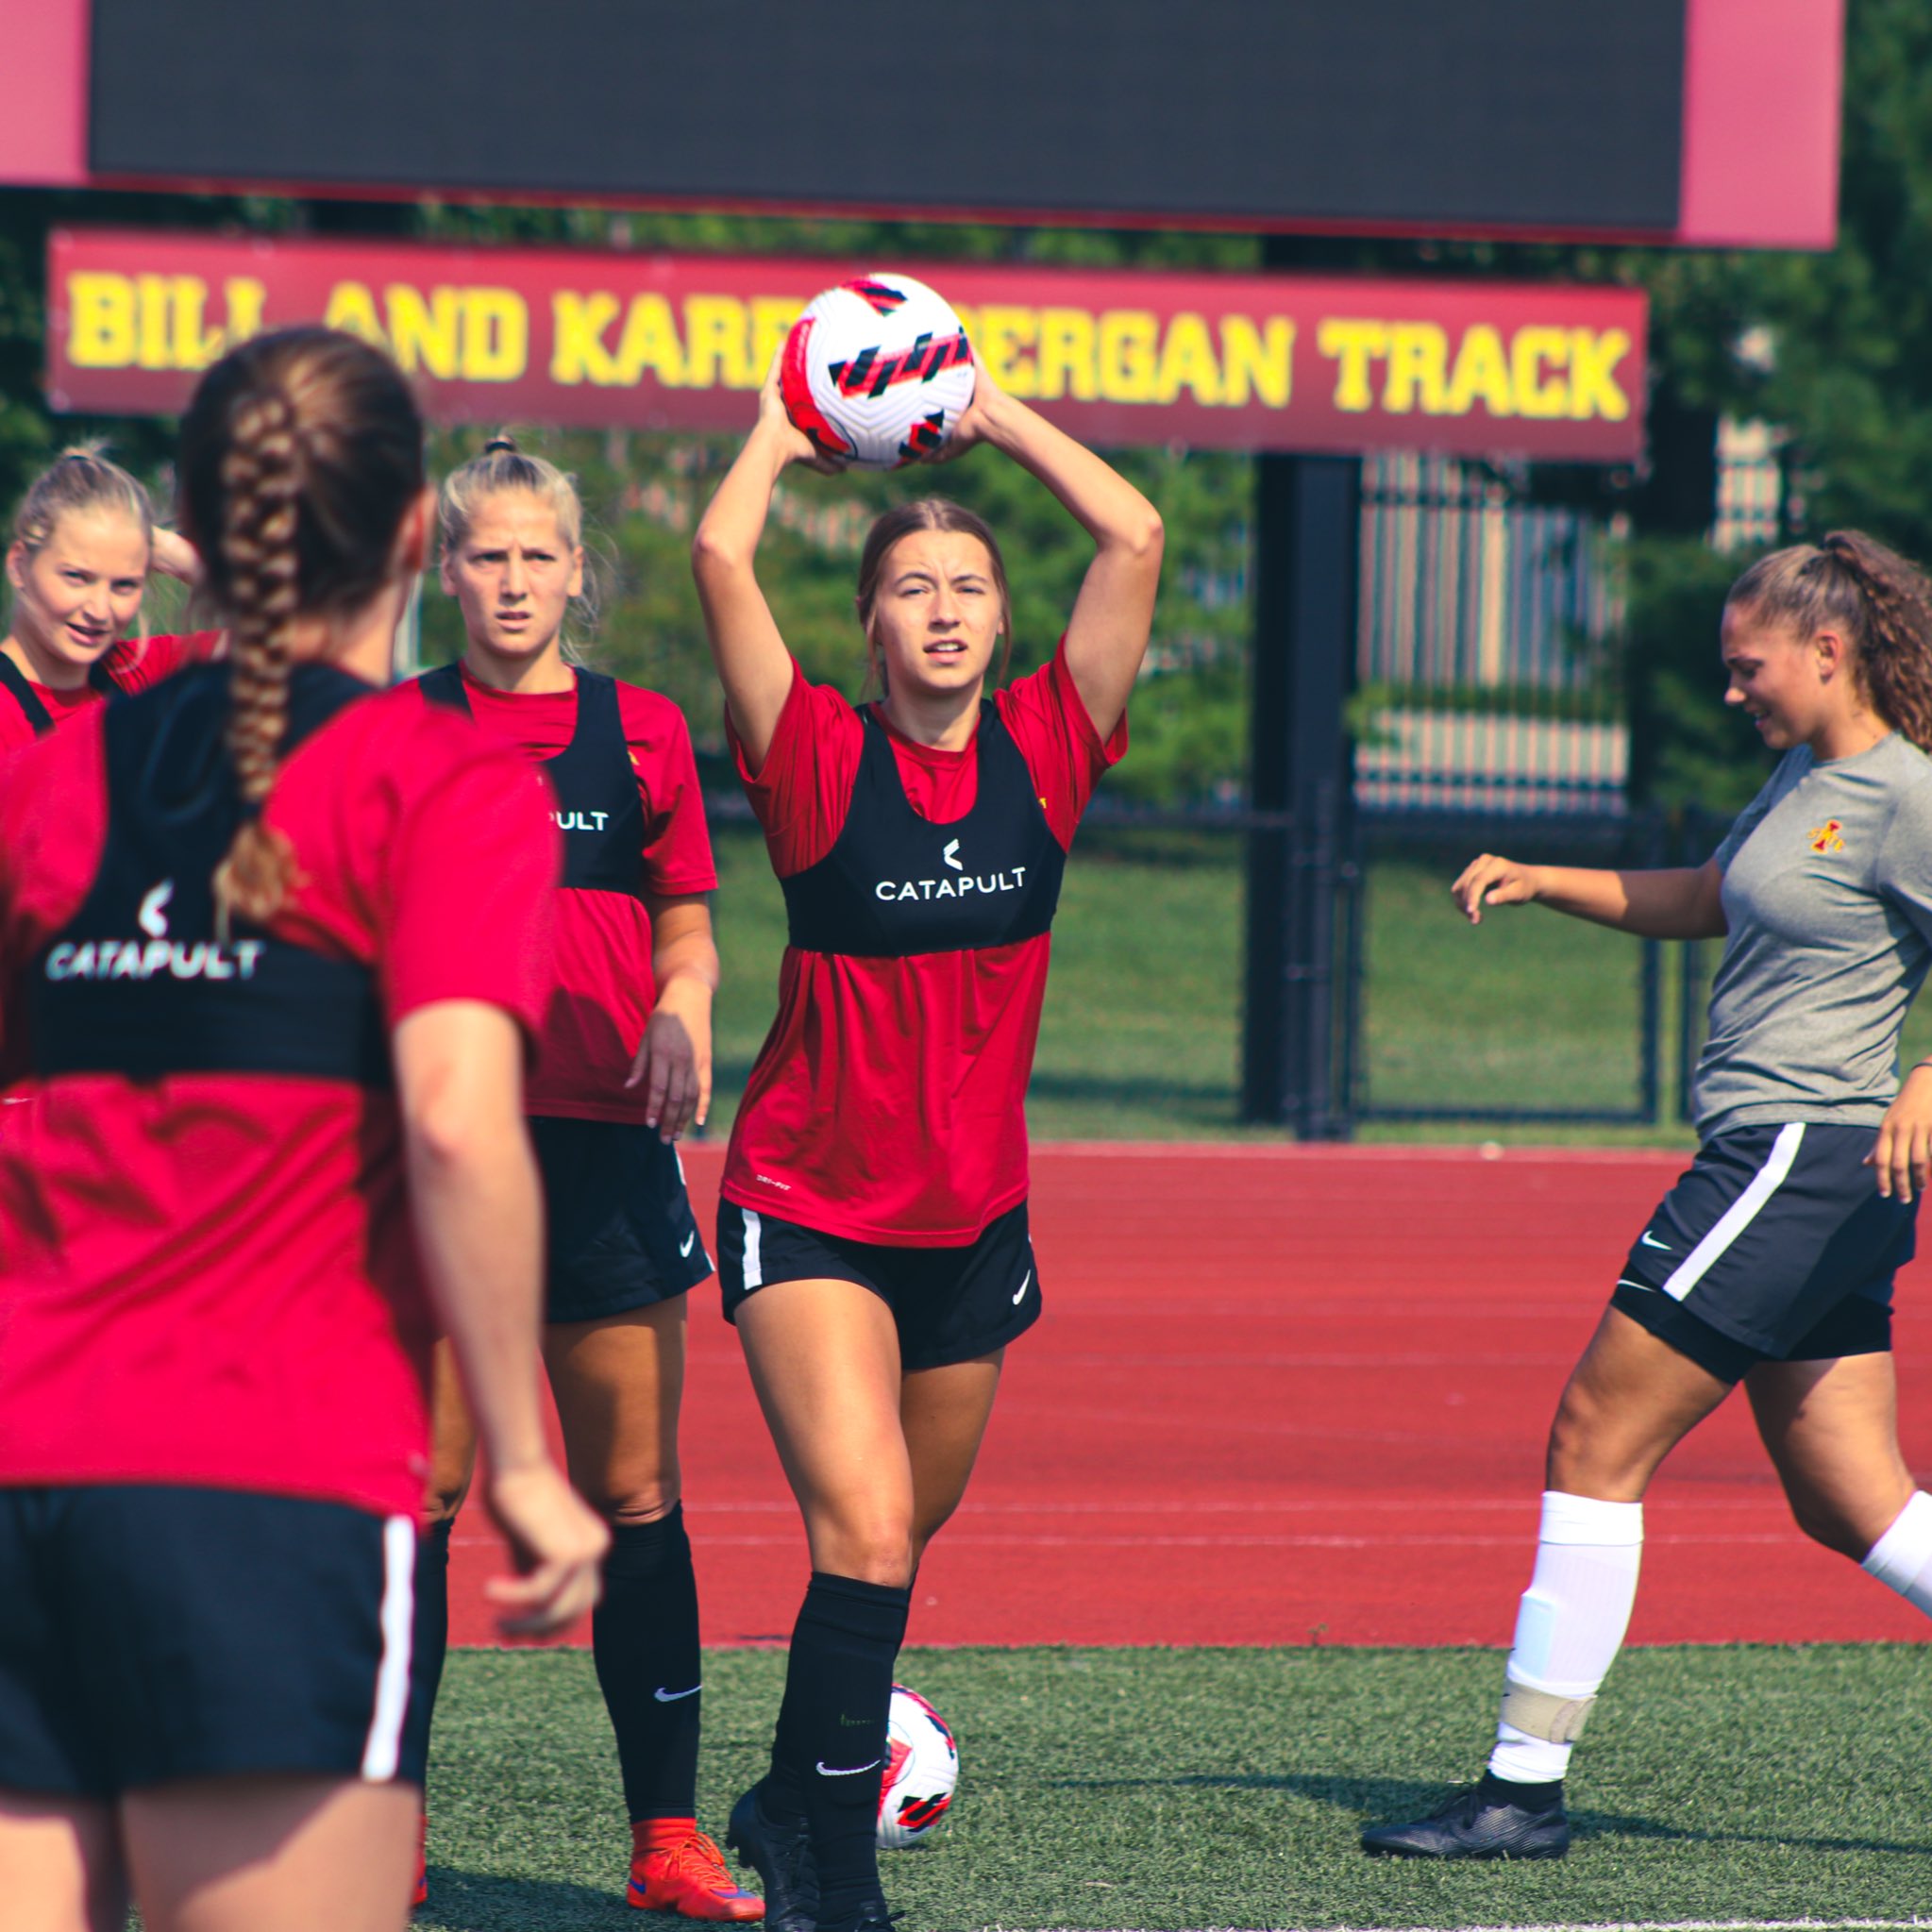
[780,274,976,470]
[877,1684,958,1849]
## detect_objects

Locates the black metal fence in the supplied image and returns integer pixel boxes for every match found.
[1016,798,1696,1140]
[1346,808,1669,1128]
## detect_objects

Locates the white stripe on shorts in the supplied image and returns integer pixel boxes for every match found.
[743,1209,764,1290]
[1661,1120,1806,1304]
[361,1515,416,1781]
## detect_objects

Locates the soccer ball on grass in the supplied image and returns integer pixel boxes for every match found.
[877,1684,958,1849]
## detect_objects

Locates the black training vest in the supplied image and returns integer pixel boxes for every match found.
[781,703,1065,959]
[419,664,644,899]
[27,663,390,1085]
[0,653,124,738]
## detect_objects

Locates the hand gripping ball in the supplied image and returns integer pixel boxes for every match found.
[780,274,976,469]
[877,1684,959,1849]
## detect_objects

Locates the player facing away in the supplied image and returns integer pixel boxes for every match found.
[1,446,213,750]
[399,437,756,1920]
[0,328,607,1932]
[1363,531,1932,1859]
[691,356,1163,1932]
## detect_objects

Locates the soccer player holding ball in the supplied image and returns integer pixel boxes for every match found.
[2,447,214,750]
[399,437,756,1920]
[1364,533,1932,1859]
[691,343,1163,1932]
[0,327,606,1931]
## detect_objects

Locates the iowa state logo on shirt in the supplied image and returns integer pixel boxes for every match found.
[1808,819,1846,854]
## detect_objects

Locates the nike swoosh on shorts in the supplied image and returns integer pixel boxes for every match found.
[1639,1231,1672,1251]
[1012,1268,1033,1306]
[680,1232,697,1257]
[654,1684,702,1703]
[816,1758,883,1776]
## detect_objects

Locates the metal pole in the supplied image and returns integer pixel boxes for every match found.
[1240,453,1361,1135]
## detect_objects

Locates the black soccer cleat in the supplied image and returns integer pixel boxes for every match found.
[726,1783,820,1932]
[1361,1783,1571,1859]
[816,1900,900,1932]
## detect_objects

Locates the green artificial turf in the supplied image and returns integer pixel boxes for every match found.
[417,1643,1932,1931]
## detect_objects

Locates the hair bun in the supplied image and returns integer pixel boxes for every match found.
[482,435,518,455]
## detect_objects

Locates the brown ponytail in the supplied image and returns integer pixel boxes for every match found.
[176,327,425,930]
[1727,529,1932,752]
[209,393,305,927]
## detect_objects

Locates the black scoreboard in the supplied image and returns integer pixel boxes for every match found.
[89,0,1686,233]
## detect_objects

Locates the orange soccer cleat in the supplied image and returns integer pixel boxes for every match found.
[628,1825,766,1922]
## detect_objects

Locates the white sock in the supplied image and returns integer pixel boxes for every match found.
[1487,1490,1644,1786]
[1861,1491,1932,1614]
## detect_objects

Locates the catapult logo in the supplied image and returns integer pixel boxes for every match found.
[873,836,1028,903]
[555,809,611,833]
[43,880,266,983]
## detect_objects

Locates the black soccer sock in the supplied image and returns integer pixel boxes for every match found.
[405,1518,454,1786]
[1477,1768,1566,1813]
[766,1571,910,1925]
[593,1504,705,1823]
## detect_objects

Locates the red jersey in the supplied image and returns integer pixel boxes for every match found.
[391,664,717,1121]
[723,646,1125,1245]
[0,675,556,1518]
[0,631,222,752]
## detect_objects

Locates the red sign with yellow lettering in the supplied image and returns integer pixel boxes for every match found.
[47,228,1646,461]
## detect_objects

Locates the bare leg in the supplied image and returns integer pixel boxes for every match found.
[902,1353,1003,1567]
[1746,1351,1915,1559]
[1545,1306,1736,1499]
[423,1339,477,1532]
[543,1300,687,1523]
[1365,1306,1739,1856]
[123,1775,416,1932]
[545,1302,718,1854]
[733,1282,920,1921]
[0,1790,123,1932]
[737,1279,913,1583]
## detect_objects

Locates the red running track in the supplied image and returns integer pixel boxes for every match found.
[448,1144,1932,1649]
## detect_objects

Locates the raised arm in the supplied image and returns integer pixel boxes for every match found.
[690,362,822,772]
[148,526,204,586]
[1452,854,1727,940]
[942,372,1164,740]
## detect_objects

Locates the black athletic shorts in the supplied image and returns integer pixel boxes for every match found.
[0,1486,424,1798]
[530,1116,713,1324]
[714,1199,1041,1371]
[1611,1121,1916,1383]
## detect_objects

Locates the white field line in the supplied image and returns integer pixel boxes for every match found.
[452,1531,1797,1553]
[645,1499,1552,1515]
[1025,1141,1688,1165]
[1006,1923,1932,1932]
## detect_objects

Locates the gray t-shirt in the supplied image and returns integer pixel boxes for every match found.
[1695,731,1932,1136]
